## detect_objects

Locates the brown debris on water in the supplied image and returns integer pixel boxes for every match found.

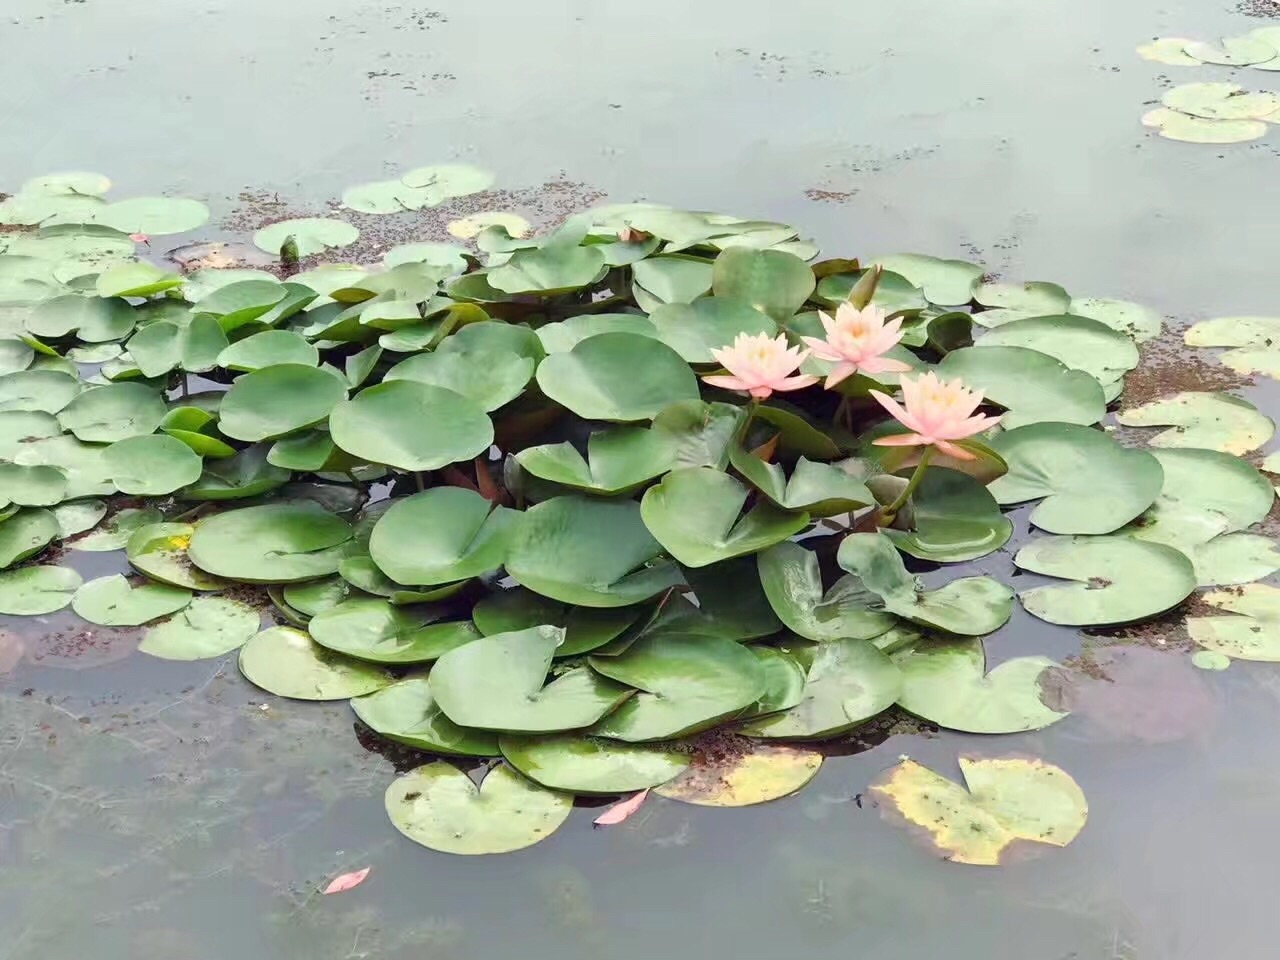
[1236,0,1280,15]
[1120,333,1252,408]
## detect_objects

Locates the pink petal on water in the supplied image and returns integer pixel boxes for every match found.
[593,789,649,826]
[129,233,149,243]
[323,867,371,894]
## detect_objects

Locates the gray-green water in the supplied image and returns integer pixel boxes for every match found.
[3,0,1280,957]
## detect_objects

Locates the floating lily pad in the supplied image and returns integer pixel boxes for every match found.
[70,506,162,551]
[867,254,983,306]
[1014,535,1196,626]
[1136,37,1202,65]
[103,434,203,495]
[535,313,659,354]
[590,632,765,741]
[647,297,777,363]
[385,762,571,855]
[12,434,114,499]
[1184,315,1280,378]
[139,596,261,660]
[680,554,784,641]
[50,498,106,539]
[641,467,808,568]
[430,625,633,733]
[892,636,1065,733]
[329,381,493,472]
[710,248,815,323]
[1141,107,1268,144]
[975,314,1138,391]
[837,533,1013,635]
[352,676,499,756]
[180,444,291,500]
[281,576,353,618]
[506,496,681,607]
[71,574,192,626]
[125,521,225,590]
[814,268,926,315]
[368,488,517,586]
[1163,82,1280,119]
[1116,391,1273,455]
[1183,37,1277,66]
[0,508,59,567]
[216,330,318,371]
[188,502,353,583]
[650,399,743,469]
[1068,297,1162,342]
[21,171,111,196]
[740,638,901,739]
[756,541,896,642]
[309,599,478,664]
[96,196,210,235]
[0,463,67,506]
[869,756,1087,866]
[0,339,33,376]
[0,565,82,614]
[219,364,348,442]
[447,212,531,240]
[742,646,807,718]
[489,244,606,295]
[1188,533,1280,587]
[472,587,640,656]
[1188,585,1280,661]
[653,741,822,807]
[729,450,873,518]
[27,294,136,342]
[987,423,1163,535]
[239,625,391,700]
[57,382,165,443]
[0,370,80,414]
[500,734,689,794]
[936,346,1105,428]
[884,467,1013,562]
[95,261,184,298]
[384,347,533,412]
[253,218,358,258]
[536,333,699,422]
[971,280,1070,326]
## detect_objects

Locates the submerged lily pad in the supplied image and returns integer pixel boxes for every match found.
[139,595,261,660]
[0,565,82,614]
[385,762,571,855]
[369,487,518,586]
[1188,585,1280,661]
[653,741,823,807]
[869,756,1087,866]
[188,502,353,583]
[756,541,896,642]
[1014,535,1196,626]
[515,425,675,496]
[239,625,391,700]
[430,625,634,733]
[1116,392,1273,455]
[500,734,690,794]
[71,574,192,626]
[352,676,499,757]
[310,599,478,664]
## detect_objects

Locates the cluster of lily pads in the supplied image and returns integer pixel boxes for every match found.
[0,169,1275,861]
[1138,27,1280,69]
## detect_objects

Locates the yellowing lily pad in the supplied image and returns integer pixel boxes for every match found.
[653,740,822,807]
[1116,391,1273,454]
[447,212,531,240]
[1188,584,1280,661]
[1141,107,1268,145]
[1136,37,1202,66]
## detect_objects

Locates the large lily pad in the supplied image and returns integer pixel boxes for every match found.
[489,244,606,295]
[472,587,640,656]
[126,521,226,590]
[1188,585,1280,661]
[893,636,1066,733]
[648,297,777,363]
[506,496,682,607]
[1068,298,1162,342]
[309,598,478,664]
[641,467,809,568]
[535,333,699,422]
[869,756,1087,866]
[430,625,634,733]
[383,348,533,412]
[0,370,80,414]
[103,434,203,495]
[971,280,1070,326]
[756,541,896,642]
[27,294,136,342]
[974,315,1138,391]
[180,444,291,500]
[500,734,689,794]
[138,596,261,660]
[515,425,675,496]
[0,565,82,615]
[71,574,192,626]
[384,762,571,855]
[96,196,209,235]
[0,508,59,567]
[188,502,353,583]
[739,637,901,739]
[1188,533,1280,588]
[352,676,499,756]
[837,533,1013,636]
[57,383,165,442]
[652,741,823,807]
[1014,535,1196,626]
[0,463,67,506]
[987,423,1163,535]
[219,364,348,442]
[253,218,358,258]
[729,450,873,518]
[239,626,391,700]
[368,487,518,586]
[1116,392,1273,455]
[329,381,493,471]
[883,467,1013,562]
[710,248,815,322]
[936,346,1106,428]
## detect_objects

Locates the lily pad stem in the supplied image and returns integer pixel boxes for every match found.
[414,471,425,492]
[880,446,933,526]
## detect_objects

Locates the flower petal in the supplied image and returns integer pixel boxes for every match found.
[944,414,1001,440]
[870,389,925,434]
[934,439,977,461]
[749,385,775,399]
[873,433,929,447]
[824,363,859,389]
[771,374,819,392]
[859,356,913,375]
[702,374,751,392]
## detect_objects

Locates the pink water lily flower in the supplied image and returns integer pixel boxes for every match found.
[869,372,999,460]
[802,302,912,388]
[703,332,818,400]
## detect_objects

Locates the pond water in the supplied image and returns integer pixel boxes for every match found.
[2,0,1280,957]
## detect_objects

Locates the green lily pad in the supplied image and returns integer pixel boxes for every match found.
[125,522,226,590]
[219,364,348,442]
[1116,392,1273,455]
[631,256,714,309]
[66,342,122,364]
[309,598,479,663]
[368,488,518,586]
[936,346,1106,428]
[652,741,823,807]
[0,508,59,567]
[971,280,1070,327]
[21,171,111,196]
[253,218,358,258]
[104,434,203,495]
[138,596,261,660]
[27,294,136,342]
[1183,315,1280,379]
[188,502,353,583]
[239,625,391,700]
[382,242,469,272]
[57,382,166,443]
[281,576,354,617]
[1189,533,1280,587]
[337,554,465,605]
[0,463,67,506]
[710,248,815,323]
[515,425,676,496]
[506,495,682,608]
[472,587,641,656]
[1183,38,1277,66]
[837,532,1013,636]
[651,400,743,469]
[729,450,873,518]
[648,297,777,363]
[868,755,1087,866]
[0,565,82,614]
[987,423,1164,535]
[741,646,807,718]
[351,676,499,756]
[589,633,766,741]
[195,279,289,330]
[12,434,113,499]
[0,410,61,459]
[69,506,162,551]
[0,370,80,414]
[489,244,606,295]
[1188,585,1280,661]
[216,330,318,371]
[739,637,902,739]
[1067,298,1161,342]
[500,734,689,794]
[328,381,493,472]
[641,467,808,568]
[1014,535,1196,626]
[430,625,634,733]
[868,254,983,306]
[0,340,33,376]
[95,262,184,298]
[96,196,210,235]
[814,269,927,315]
[383,347,533,411]
[892,636,1066,733]
[536,333,699,422]
[385,762,571,855]
[536,315,659,356]
[180,444,291,500]
[50,498,107,539]
[71,574,192,626]
[974,315,1138,391]
[680,554,784,641]
[159,407,236,459]
[756,541,896,642]
[884,467,1014,562]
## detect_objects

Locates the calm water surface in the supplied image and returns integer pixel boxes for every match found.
[2,1,1279,957]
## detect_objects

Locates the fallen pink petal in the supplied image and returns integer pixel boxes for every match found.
[322,866,371,894]
[594,789,649,826]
